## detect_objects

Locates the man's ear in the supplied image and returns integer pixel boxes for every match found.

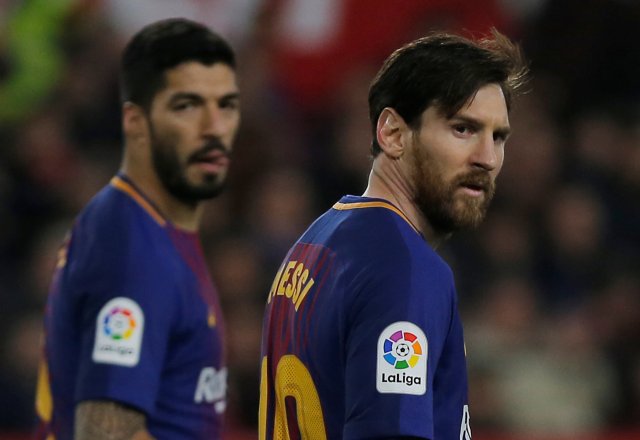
[122,102,148,143]
[376,107,408,159]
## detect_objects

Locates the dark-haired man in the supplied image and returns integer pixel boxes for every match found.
[260,30,528,439]
[36,18,240,440]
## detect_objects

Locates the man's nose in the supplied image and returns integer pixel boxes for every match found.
[201,105,226,137]
[470,133,500,171]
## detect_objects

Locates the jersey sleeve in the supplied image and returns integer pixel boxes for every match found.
[341,241,456,439]
[68,221,180,415]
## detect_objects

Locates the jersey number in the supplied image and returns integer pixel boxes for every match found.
[259,355,327,440]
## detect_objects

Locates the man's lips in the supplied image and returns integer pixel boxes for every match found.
[190,150,230,172]
[461,182,487,191]
[458,178,490,197]
[459,185,485,197]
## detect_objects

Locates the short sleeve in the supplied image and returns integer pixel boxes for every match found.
[72,256,179,415]
[342,245,455,439]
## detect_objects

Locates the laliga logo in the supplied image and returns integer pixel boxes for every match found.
[103,307,136,340]
[383,330,423,369]
[93,297,144,367]
[377,322,427,394]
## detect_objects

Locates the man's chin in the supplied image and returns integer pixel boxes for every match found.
[435,202,487,232]
[167,179,226,203]
[192,181,227,200]
[453,206,487,230]
[190,170,226,188]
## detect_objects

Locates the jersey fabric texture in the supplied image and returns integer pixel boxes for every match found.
[260,195,470,440]
[35,175,227,440]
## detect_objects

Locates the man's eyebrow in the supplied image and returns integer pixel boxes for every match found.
[219,92,240,102]
[168,92,204,104]
[167,91,241,106]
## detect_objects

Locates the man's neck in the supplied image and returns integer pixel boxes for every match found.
[120,163,202,232]
[362,156,447,249]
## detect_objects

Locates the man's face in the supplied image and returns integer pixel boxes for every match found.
[408,83,510,234]
[147,62,240,204]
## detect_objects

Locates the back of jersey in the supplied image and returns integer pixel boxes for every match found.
[260,196,470,440]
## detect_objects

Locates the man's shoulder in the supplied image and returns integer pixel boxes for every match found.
[68,183,174,278]
[60,189,183,306]
[307,196,412,244]
[78,181,167,240]
[287,196,455,290]
[314,197,447,270]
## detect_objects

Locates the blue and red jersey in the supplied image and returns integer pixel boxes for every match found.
[260,195,471,439]
[36,175,227,440]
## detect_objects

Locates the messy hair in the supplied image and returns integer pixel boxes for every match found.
[368,29,529,156]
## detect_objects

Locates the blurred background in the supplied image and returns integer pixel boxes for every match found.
[0,0,639,439]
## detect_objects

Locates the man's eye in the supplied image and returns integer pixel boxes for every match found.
[174,101,196,111]
[454,125,469,134]
[220,100,239,111]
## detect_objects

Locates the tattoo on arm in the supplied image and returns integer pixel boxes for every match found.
[75,400,154,440]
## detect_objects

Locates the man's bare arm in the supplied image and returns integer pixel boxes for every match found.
[75,400,155,440]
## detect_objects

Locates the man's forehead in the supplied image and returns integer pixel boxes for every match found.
[161,62,238,93]
[453,84,509,124]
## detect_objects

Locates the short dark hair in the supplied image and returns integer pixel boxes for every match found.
[368,29,529,156]
[120,18,236,110]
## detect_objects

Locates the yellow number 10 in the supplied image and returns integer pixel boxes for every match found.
[259,355,327,440]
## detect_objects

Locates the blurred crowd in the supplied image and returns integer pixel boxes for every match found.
[1,0,639,438]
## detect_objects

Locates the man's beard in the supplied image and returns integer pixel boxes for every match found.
[412,147,496,235]
[150,125,229,205]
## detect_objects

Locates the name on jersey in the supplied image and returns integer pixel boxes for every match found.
[266,260,315,311]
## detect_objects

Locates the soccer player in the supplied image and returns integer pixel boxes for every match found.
[35,19,240,440]
[259,30,528,439]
